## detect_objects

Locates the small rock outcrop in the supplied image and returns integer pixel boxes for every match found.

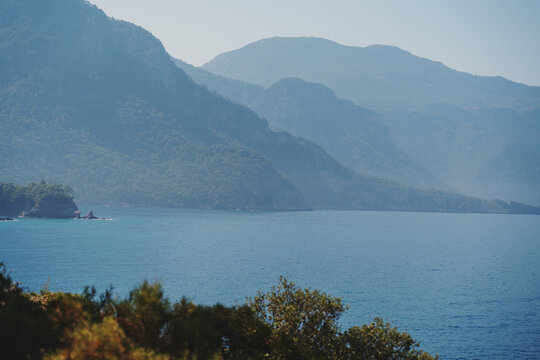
[83,210,98,220]
[0,217,14,221]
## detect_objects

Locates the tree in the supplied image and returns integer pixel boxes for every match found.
[249,276,348,360]
[0,266,439,360]
[0,263,59,359]
[338,318,439,360]
[44,316,169,360]
[116,281,171,351]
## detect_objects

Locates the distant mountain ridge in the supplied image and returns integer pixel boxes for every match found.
[253,78,451,190]
[382,104,540,205]
[176,58,449,191]
[200,37,540,205]
[202,37,540,112]
[476,142,540,203]
[1,0,538,213]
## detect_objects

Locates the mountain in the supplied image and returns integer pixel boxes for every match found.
[1,0,537,214]
[382,104,540,204]
[249,78,449,189]
[0,0,305,210]
[476,143,540,204]
[202,37,540,112]
[175,58,265,107]
[176,60,448,191]
[201,37,540,205]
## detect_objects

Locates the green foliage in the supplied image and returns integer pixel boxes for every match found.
[0,267,439,360]
[116,281,171,351]
[44,316,170,360]
[165,300,270,360]
[81,285,116,322]
[0,180,71,205]
[0,262,60,359]
[338,318,439,360]
[250,276,348,359]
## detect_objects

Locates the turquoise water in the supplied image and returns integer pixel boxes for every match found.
[1,207,539,359]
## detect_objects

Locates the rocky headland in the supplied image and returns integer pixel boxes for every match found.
[0,181,79,219]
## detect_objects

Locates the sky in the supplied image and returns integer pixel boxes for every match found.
[89,0,540,86]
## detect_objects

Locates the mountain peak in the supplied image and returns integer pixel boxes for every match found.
[203,37,540,111]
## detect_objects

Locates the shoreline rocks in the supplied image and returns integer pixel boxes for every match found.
[83,210,98,220]
[75,209,102,220]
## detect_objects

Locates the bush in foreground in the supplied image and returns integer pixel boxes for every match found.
[0,263,438,359]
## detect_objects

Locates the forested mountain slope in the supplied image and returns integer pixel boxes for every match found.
[0,0,305,209]
[201,37,540,205]
[176,59,448,191]
[1,0,537,213]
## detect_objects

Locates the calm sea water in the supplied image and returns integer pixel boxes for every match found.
[1,207,539,359]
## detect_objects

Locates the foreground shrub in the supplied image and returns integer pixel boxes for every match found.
[0,262,439,360]
[165,300,270,359]
[45,316,168,360]
[116,281,171,351]
[0,263,59,359]
[338,318,439,360]
[250,276,347,359]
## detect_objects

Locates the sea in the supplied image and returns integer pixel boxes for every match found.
[1,206,539,359]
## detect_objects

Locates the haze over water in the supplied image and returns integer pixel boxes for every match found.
[1,207,539,360]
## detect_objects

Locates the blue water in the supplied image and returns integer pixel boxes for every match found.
[1,207,539,359]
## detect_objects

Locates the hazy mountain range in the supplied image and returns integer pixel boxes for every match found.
[383,105,540,205]
[0,0,537,213]
[179,37,540,206]
[203,37,540,112]
[177,59,449,191]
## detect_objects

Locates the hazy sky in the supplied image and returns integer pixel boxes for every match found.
[89,0,540,86]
